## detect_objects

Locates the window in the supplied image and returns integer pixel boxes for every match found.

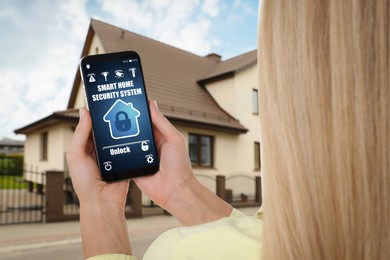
[252,89,259,114]
[40,131,48,161]
[254,142,261,171]
[189,134,213,167]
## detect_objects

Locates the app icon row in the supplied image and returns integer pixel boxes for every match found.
[87,68,137,83]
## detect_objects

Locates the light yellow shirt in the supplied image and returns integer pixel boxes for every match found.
[88,208,263,260]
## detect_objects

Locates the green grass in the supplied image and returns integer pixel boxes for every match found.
[0,175,28,189]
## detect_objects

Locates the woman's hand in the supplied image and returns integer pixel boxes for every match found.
[66,108,131,258]
[67,107,130,206]
[135,101,232,226]
[66,100,232,258]
[134,100,194,209]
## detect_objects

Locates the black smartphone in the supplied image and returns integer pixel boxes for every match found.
[79,51,159,182]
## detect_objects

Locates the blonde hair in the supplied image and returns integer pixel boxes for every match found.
[258,1,389,259]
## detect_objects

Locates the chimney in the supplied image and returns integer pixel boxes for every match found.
[205,53,222,62]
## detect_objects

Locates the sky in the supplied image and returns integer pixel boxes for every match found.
[0,0,259,140]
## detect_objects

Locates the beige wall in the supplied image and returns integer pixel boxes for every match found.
[205,64,261,176]
[205,77,237,118]
[24,123,76,183]
[175,125,233,192]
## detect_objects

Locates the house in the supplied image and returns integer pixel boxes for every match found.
[0,138,24,155]
[15,19,260,185]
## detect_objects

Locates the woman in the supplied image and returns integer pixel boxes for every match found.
[259,1,389,259]
[67,0,389,259]
[67,100,262,259]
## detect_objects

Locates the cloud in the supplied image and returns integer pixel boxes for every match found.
[0,0,90,139]
[57,0,90,39]
[202,0,222,17]
[96,0,223,55]
[95,0,154,30]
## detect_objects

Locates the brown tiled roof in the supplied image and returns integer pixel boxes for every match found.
[15,109,79,134]
[67,19,250,134]
[54,109,79,119]
[198,49,257,85]
[18,19,256,135]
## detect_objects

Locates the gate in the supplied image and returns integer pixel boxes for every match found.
[226,173,261,204]
[0,157,45,225]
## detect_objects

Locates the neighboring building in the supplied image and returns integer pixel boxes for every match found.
[15,19,260,183]
[0,138,24,155]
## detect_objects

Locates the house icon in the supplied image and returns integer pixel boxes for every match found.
[103,99,141,139]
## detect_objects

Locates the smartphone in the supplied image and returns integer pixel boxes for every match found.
[79,51,159,182]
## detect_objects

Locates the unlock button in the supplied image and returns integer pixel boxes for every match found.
[141,141,149,151]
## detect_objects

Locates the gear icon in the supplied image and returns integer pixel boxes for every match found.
[146,155,154,164]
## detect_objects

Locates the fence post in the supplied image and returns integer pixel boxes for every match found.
[255,176,262,205]
[46,171,65,222]
[216,175,226,201]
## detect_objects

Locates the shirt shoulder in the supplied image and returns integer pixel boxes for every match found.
[86,254,136,260]
[144,208,263,260]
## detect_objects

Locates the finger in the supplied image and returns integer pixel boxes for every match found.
[149,100,180,139]
[68,108,93,157]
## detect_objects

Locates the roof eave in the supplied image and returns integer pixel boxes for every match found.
[197,59,257,86]
[14,114,78,135]
[197,71,235,86]
[166,116,248,135]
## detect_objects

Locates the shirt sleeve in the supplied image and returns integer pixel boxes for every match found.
[144,208,263,260]
[86,254,136,260]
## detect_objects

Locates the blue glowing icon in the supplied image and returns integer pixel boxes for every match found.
[103,99,140,139]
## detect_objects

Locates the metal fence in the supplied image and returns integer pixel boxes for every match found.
[0,158,260,225]
[195,172,261,206]
[63,175,79,215]
[226,173,258,203]
[63,171,261,215]
[0,157,45,225]
[63,172,160,217]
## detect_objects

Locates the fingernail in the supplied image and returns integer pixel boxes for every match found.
[79,108,85,119]
[152,100,159,111]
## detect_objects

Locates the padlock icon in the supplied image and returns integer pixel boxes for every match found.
[141,141,149,151]
[115,111,131,132]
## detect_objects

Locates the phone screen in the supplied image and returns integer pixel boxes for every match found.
[80,51,159,182]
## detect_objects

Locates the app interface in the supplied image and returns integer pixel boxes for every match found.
[82,54,158,177]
